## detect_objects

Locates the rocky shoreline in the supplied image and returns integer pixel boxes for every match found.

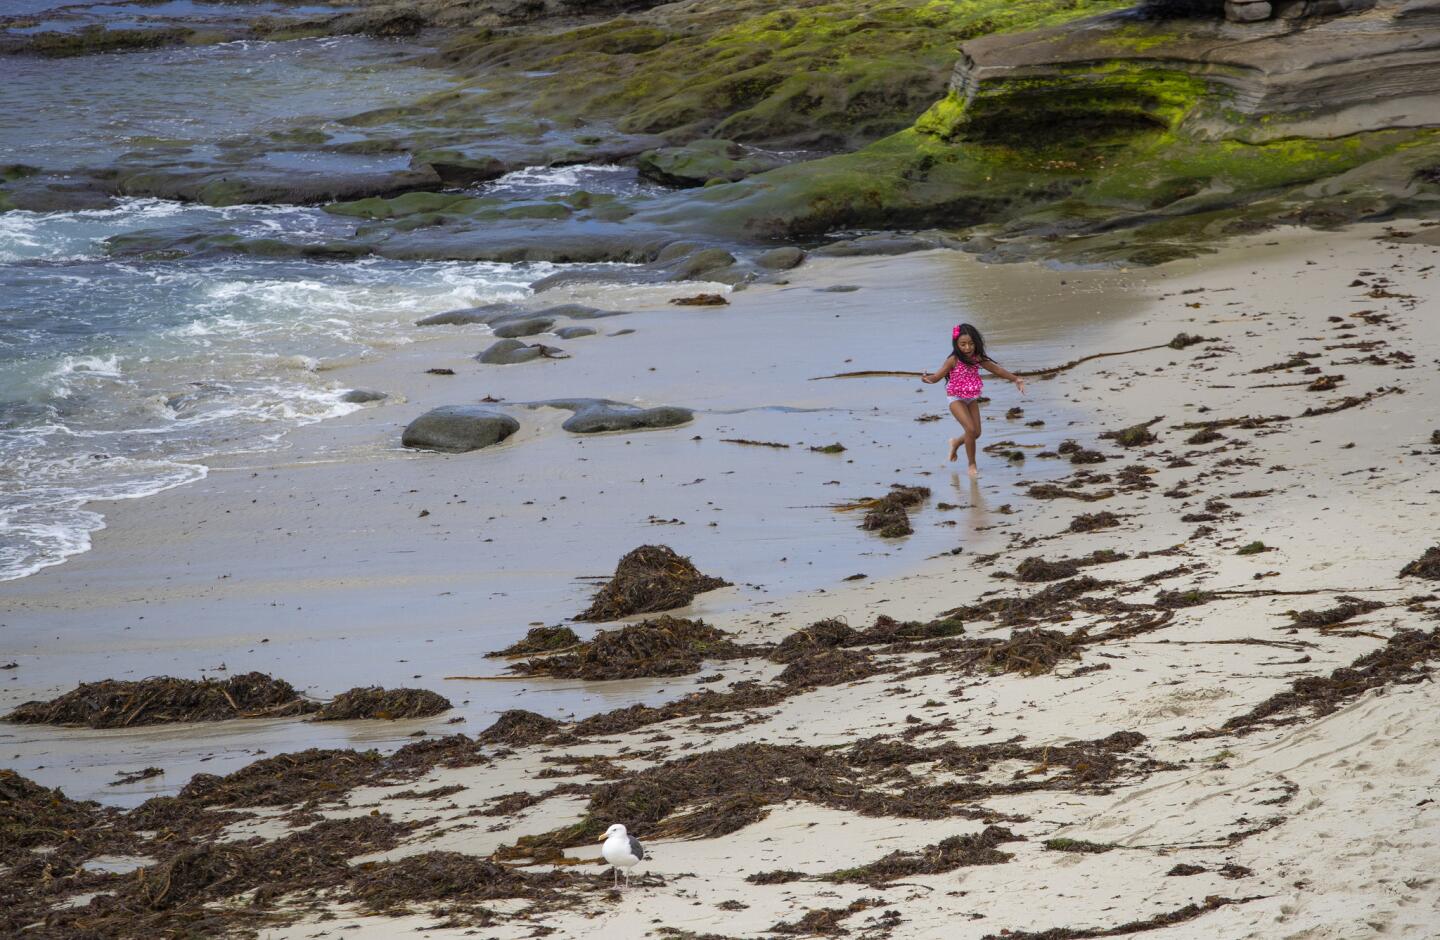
[8,1,1440,270]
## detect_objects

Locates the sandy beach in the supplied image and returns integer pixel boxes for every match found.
[3,243,1143,799]
[6,219,1440,938]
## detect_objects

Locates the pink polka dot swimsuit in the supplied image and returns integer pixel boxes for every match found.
[946,357,983,400]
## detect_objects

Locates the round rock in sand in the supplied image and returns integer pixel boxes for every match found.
[401,406,519,453]
[492,316,556,338]
[532,399,692,434]
[477,339,565,364]
[340,389,387,404]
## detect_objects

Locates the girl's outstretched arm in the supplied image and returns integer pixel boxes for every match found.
[981,359,1027,395]
[921,355,957,384]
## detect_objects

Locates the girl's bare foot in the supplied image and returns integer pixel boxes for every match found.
[948,437,962,462]
[967,463,979,478]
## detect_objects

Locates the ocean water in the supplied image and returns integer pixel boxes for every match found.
[0,198,557,580]
[0,35,443,167]
[0,13,684,582]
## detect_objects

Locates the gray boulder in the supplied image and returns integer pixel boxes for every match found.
[477,339,567,364]
[530,398,693,434]
[401,407,519,453]
[636,139,785,188]
[811,231,965,258]
[535,304,629,320]
[492,316,556,339]
[756,246,806,270]
[674,247,738,280]
[340,389,388,404]
[553,326,597,339]
[415,303,519,326]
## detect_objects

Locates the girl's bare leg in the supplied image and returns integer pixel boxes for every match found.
[947,401,966,462]
[948,400,980,467]
[961,401,982,476]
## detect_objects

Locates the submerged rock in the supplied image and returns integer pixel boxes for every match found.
[115,166,443,207]
[416,304,520,326]
[340,389,388,404]
[755,246,806,270]
[535,304,629,320]
[401,407,519,453]
[672,246,738,279]
[812,231,965,257]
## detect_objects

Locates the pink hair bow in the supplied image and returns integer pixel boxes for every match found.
[952,325,962,338]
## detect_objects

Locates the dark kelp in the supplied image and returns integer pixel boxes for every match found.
[512,616,744,680]
[1401,546,1440,581]
[842,484,930,538]
[485,625,581,657]
[824,826,1022,885]
[312,687,452,721]
[5,672,317,728]
[576,545,731,621]
[1187,628,1440,738]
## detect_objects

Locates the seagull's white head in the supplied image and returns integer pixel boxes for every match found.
[602,823,628,841]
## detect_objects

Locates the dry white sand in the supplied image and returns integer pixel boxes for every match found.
[7,222,1440,939]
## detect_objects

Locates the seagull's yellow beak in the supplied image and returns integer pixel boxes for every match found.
[598,834,607,843]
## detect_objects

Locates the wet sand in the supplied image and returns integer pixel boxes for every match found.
[3,247,1148,802]
[7,223,1440,940]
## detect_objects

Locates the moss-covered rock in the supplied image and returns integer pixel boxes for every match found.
[434,0,1136,151]
[637,139,784,187]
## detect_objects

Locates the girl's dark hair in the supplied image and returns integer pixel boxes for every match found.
[951,323,989,365]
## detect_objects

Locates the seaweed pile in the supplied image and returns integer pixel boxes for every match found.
[824,826,1022,885]
[772,898,888,936]
[0,769,112,866]
[1401,546,1440,581]
[0,725,515,936]
[577,545,731,621]
[498,732,1159,863]
[5,672,317,728]
[943,576,1111,626]
[1013,549,1127,583]
[478,709,565,746]
[1188,627,1440,738]
[1067,511,1122,533]
[512,616,746,680]
[486,625,581,657]
[1284,597,1385,631]
[1100,417,1162,448]
[344,851,577,916]
[841,484,931,538]
[312,687,453,721]
[17,815,421,938]
[981,895,1257,940]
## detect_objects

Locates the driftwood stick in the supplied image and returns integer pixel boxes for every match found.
[808,342,1172,382]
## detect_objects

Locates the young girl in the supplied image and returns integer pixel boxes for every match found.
[921,323,1026,475]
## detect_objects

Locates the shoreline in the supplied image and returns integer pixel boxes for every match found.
[3,242,1148,804]
[6,221,1440,939]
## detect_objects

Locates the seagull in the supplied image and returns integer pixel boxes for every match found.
[601,823,644,888]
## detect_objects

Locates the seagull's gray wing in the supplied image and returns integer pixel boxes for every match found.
[629,835,645,861]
